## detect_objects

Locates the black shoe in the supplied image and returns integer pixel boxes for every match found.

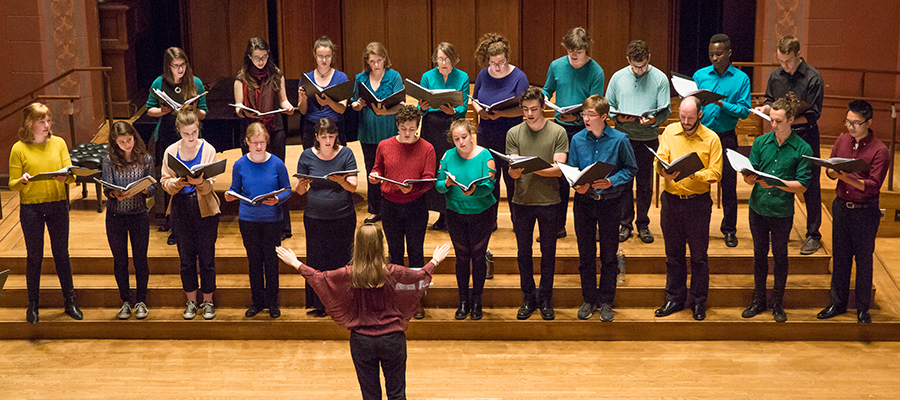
[654,301,684,317]
[577,302,596,320]
[26,301,39,324]
[167,232,177,246]
[858,310,871,324]
[692,303,706,321]
[724,233,738,247]
[308,309,327,318]
[269,306,281,319]
[470,300,483,320]
[598,303,614,322]
[64,296,83,320]
[741,301,767,318]
[245,305,265,317]
[516,299,538,320]
[637,228,654,243]
[772,303,787,323]
[800,237,822,255]
[432,215,448,231]
[817,304,847,319]
[414,303,425,320]
[539,299,555,321]
[618,226,632,242]
[454,301,469,320]
[280,232,292,242]
[363,214,381,223]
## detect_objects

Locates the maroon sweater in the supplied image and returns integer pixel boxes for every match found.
[830,130,889,203]
[372,137,436,203]
[299,261,436,336]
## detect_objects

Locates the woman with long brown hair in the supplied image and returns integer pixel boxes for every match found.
[277,225,451,400]
[233,37,295,240]
[146,47,207,245]
[102,121,156,319]
[9,103,80,324]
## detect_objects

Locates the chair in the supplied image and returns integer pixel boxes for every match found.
[68,142,107,213]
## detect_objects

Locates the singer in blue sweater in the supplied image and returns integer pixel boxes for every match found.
[225,122,292,318]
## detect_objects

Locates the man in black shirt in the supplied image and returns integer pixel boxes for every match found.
[753,35,825,255]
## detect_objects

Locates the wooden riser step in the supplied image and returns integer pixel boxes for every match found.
[0,274,872,309]
[0,254,833,275]
[0,307,895,341]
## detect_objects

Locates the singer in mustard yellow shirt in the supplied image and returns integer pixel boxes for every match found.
[652,97,722,322]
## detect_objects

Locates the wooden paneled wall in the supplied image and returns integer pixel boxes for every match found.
[185,0,676,89]
[183,0,268,82]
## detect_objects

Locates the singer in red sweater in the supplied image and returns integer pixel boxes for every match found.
[368,105,436,318]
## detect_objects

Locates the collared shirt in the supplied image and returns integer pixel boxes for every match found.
[693,64,751,133]
[566,124,637,198]
[830,130,890,203]
[606,65,671,141]
[541,56,605,127]
[763,58,824,125]
[655,122,723,195]
[419,67,470,119]
[747,131,812,218]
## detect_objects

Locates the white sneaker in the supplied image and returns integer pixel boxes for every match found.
[183,301,198,320]
[117,301,132,320]
[200,300,216,320]
[133,302,148,319]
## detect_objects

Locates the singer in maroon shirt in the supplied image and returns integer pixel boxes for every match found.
[817,100,889,324]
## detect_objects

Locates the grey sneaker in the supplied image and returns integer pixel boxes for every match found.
[117,301,132,320]
[183,301,198,320]
[599,303,615,322]
[577,302,596,320]
[200,300,216,320]
[133,302,148,319]
[800,237,822,255]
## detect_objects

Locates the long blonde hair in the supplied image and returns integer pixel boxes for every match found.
[349,224,388,289]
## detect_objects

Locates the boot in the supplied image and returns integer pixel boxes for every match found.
[64,295,84,320]
[26,301,39,324]
[470,296,483,321]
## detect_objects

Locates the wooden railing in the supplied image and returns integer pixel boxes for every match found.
[733,62,900,191]
[0,67,114,146]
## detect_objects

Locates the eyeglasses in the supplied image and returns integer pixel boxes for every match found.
[844,119,870,129]
[582,112,601,119]
[249,140,267,146]
[436,57,452,64]
[249,54,269,63]
[316,54,333,60]
[170,62,186,69]
[489,61,508,69]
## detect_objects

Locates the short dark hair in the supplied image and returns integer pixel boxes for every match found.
[314,117,341,150]
[777,36,800,55]
[709,33,731,49]
[848,100,874,121]
[395,104,421,126]
[562,27,592,51]
[772,92,799,119]
[521,86,544,107]
[627,40,649,62]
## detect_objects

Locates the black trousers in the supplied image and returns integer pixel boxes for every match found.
[350,330,407,400]
[239,220,282,308]
[830,198,880,311]
[362,142,383,215]
[510,202,559,303]
[573,193,623,305]
[794,123,822,240]
[748,208,793,303]
[21,200,74,303]
[479,127,516,224]
[382,196,428,268]
[420,112,453,214]
[171,193,219,294]
[660,192,712,306]
[621,138,658,230]
[303,214,355,310]
[555,123,582,233]
[106,211,150,304]
[718,130,739,235]
[446,208,494,301]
